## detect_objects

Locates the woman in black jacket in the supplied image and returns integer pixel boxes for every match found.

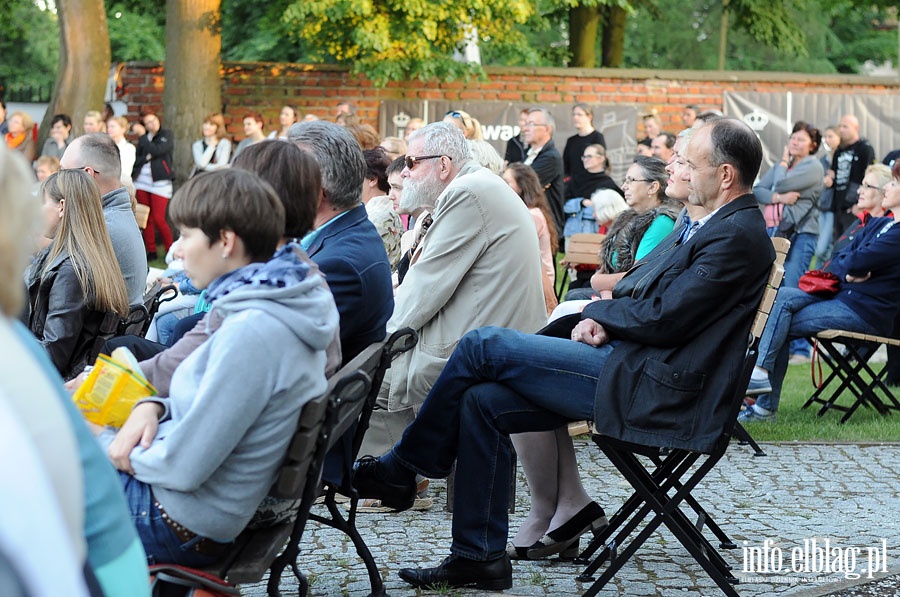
[26,170,129,379]
[132,112,175,260]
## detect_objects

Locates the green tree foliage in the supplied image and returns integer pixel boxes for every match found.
[221,0,308,62]
[0,1,59,98]
[280,0,535,83]
[107,2,165,62]
[623,0,896,73]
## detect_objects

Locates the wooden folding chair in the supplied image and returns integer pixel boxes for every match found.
[557,233,605,299]
[566,239,787,597]
[802,330,900,423]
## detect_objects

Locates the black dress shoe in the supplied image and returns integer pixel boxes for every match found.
[352,456,416,511]
[399,554,512,590]
[526,501,608,559]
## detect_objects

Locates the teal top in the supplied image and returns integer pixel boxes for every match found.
[635,214,676,262]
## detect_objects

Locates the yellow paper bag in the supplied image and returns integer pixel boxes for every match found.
[72,354,157,428]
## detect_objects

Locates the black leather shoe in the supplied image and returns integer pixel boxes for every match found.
[526,501,608,559]
[352,456,416,511]
[399,554,512,590]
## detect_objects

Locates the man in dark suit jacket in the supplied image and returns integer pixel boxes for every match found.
[524,108,565,236]
[288,120,394,485]
[352,118,774,592]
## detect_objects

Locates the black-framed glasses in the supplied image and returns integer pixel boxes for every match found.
[523,121,548,129]
[581,154,600,160]
[62,166,101,176]
[862,183,883,191]
[405,155,447,170]
[623,177,652,184]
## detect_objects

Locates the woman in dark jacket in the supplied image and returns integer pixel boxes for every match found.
[132,112,175,260]
[26,170,129,379]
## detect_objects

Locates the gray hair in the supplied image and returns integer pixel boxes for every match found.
[528,108,556,136]
[410,122,472,166]
[288,120,366,210]
[467,139,503,175]
[73,133,122,182]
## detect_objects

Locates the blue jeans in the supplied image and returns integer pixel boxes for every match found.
[391,326,613,561]
[119,472,223,567]
[783,232,817,358]
[754,287,877,412]
[815,211,834,266]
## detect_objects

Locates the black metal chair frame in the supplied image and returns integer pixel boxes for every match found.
[802,331,900,423]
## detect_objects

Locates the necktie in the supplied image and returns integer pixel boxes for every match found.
[677,214,693,244]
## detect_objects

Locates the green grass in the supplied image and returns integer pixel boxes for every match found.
[741,362,900,442]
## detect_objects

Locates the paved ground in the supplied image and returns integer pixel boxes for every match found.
[242,440,900,596]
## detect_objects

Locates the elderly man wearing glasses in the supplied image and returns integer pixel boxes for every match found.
[359,123,547,500]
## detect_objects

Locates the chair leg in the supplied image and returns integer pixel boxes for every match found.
[733,422,767,457]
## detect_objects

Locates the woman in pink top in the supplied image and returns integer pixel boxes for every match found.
[503,163,558,286]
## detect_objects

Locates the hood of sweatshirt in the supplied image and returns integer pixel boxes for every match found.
[206,243,338,354]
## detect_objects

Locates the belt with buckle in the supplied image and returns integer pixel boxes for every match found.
[153,499,232,558]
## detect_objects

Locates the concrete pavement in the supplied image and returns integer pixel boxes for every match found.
[242,440,900,596]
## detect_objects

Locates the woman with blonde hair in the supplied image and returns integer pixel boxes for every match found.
[443,109,483,140]
[191,112,232,175]
[26,169,129,379]
[106,115,136,184]
[4,111,35,162]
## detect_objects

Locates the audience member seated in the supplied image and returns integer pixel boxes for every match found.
[563,144,623,242]
[232,112,266,158]
[467,139,504,175]
[346,123,382,150]
[61,133,149,304]
[268,105,298,140]
[380,136,407,161]
[90,169,339,567]
[4,111,35,163]
[503,163,559,291]
[359,123,547,500]
[1,144,150,597]
[563,156,678,302]
[362,147,403,268]
[443,109,483,141]
[508,130,710,561]
[83,111,106,134]
[832,164,892,254]
[41,114,73,160]
[351,118,772,590]
[741,160,900,423]
[35,155,59,183]
[191,112,232,176]
[25,170,130,380]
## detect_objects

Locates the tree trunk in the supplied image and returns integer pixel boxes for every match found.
[718,0,730,70]
[601,5,626,67]
[163,0,222,188]
[568,5,602,68]
[40,0,111,150]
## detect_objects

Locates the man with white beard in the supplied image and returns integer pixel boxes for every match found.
[359,123,547,508]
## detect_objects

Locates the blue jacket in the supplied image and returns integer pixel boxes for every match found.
[826,216,900,333]
[307,203,394,363]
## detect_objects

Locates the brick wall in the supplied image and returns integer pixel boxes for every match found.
[119,61,899,140]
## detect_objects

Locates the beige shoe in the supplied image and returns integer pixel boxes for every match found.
[353,479,433,512]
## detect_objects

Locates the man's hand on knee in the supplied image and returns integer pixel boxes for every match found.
[571,318,609,347]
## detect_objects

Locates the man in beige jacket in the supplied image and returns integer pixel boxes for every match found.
[360,123,547,498]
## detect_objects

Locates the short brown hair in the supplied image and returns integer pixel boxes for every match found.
[169,169,285,262]
[232,140,321,239]
[203,112,227,138]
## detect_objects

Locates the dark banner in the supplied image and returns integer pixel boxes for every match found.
[379,100,639,183]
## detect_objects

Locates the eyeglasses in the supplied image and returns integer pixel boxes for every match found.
[405,155,447,170]
[582,154,600,160]
[523,122,548,129]
[862,183,883,192]
[623,177,652,185]
[62,166,101,176]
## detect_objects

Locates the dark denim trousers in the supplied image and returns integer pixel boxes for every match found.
[755,287,877,412]
[391,326,613,561]
[118,472,221,567]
